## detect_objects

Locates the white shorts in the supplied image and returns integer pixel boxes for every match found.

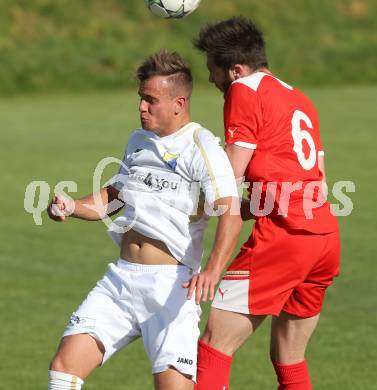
[63,259,201,380]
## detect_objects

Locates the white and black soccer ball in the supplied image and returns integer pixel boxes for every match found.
[144,0,201,19]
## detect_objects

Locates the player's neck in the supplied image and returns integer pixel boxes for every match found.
[255,67,271,75]
[157,115,191,138]
[233,65,271,81]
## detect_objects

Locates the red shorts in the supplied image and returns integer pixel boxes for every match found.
[212,217,340,317]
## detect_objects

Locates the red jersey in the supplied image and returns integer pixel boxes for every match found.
[224,72,337,233]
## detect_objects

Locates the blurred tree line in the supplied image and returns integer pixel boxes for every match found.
[0,0,376,95]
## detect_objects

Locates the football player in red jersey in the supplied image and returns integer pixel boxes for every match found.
[188,17,340,390]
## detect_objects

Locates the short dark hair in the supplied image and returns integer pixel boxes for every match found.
[137,50,193,97]
[194,16,268,70]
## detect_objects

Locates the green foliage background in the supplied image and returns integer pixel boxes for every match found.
[0,0,376,95]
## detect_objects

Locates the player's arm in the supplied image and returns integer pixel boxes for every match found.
[48,185,124,222]
[185,196,242,304]
[225,143,254,181]
[318,154,330,199]
[224,83,263,220]
[226,143,255,221]
[318,155,326,183]
[240,197,254,221]
[183,129,243,303]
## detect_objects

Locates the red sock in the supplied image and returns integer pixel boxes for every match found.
[272,360,312,390]
[195,340,233,390]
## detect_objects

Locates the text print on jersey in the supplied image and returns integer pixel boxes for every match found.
[143,172,179,191]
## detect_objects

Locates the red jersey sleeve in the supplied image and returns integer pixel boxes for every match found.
[224,82,263,149]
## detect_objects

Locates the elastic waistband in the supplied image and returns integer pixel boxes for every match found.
[116,258,192,274]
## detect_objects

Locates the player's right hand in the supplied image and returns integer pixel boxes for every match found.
[47,195,75,222]
[183,268,222,305]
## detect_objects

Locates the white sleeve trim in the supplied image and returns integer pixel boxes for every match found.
[233,141,257,150]
[193,129,220,200]
[318,150,325,157]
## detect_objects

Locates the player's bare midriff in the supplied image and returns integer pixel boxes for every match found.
[120,229,181,265]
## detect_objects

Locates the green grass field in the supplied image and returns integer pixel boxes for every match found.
[0,86,376,389]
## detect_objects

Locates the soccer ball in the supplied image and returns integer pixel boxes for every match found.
[145,0,201,19]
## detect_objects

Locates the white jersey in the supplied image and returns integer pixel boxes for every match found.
[108,122,238,272]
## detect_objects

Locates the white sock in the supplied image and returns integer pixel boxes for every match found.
[48,370,84,389]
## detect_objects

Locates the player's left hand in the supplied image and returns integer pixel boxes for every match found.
[182,269,221,304]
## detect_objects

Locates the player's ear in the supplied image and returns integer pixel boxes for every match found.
[231,64,252,80]
[232,64,243,80]
[174,96,186,115]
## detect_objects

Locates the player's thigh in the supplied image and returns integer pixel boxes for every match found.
[154,368,194,390]
[283,230,340,318]
[270,311,320,364]
[201,307,266,356]
[139,265,200,380]
[50,334,104,379]
[56,263,141,372]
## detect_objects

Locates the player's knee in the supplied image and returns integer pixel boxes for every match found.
[49,354,69,373]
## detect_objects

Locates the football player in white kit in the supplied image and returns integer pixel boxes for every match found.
[47,50,242,390]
